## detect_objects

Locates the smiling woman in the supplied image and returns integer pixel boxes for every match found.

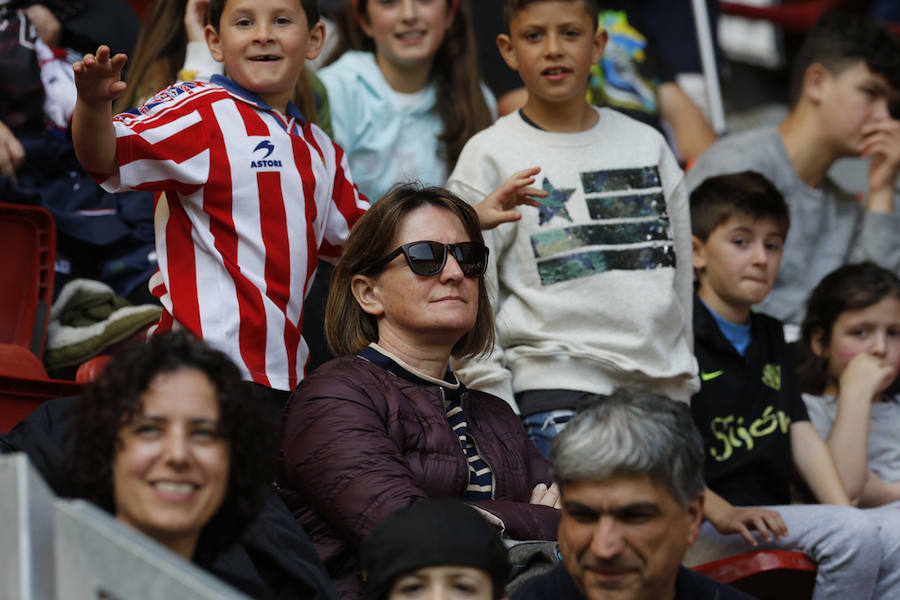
[71,331,270,563]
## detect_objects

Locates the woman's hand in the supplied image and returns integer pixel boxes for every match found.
[184,0,210,43]
[530,482,561,509]
[475,167,547,230]
[73,45,129,106]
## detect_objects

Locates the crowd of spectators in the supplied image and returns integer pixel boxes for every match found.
[1,0,899,599]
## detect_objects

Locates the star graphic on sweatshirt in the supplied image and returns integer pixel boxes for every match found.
[536,177,575,225]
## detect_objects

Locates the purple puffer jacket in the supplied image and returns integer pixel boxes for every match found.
[275,354,560,599]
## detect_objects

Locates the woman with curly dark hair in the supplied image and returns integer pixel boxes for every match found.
[71,330,270,563]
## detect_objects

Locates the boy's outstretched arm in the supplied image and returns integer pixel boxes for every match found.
[790,421,853,505]
[72,45,128,176]
[702,486,787,546]
[475,167,547,230]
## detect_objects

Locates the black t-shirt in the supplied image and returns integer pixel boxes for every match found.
[691,294,809,507]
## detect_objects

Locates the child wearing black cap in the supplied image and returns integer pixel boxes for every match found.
[361,499,510,600]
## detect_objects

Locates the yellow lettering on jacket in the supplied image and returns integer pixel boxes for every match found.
[709,405,791,462]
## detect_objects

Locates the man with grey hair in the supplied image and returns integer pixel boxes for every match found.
[512,390,752,600]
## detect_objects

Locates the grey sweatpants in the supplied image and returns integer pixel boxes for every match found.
[683,502,900,600]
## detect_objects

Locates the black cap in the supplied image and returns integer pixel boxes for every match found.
[360,499,510,600]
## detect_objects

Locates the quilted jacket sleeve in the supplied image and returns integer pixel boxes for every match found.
[279,369,431,549]
[464,391,559,540]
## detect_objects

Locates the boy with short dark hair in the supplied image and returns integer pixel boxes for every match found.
[71,0,369,400]
[686,13,900,331]
[448,0,698,452]
[687,170,900,598]
[690,171,799,504]
[502,0,600,29]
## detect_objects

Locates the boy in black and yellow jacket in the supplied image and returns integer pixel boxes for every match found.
[684,170,900,598]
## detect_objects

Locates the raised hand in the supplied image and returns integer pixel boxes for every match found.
[24,4,61,46]
[475,166,548,230]
[184,0,211,43]
[73,45,129,106]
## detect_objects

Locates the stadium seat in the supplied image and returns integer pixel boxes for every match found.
[0,204,83,432]
[693,549,817,599]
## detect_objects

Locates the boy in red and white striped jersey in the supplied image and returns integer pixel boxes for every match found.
[71,0,367,411]
[70,0,538,419]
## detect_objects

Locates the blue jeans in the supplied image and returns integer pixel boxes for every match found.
[522,409,576,458]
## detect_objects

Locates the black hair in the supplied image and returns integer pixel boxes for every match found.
[70,331,272,561]
[690,171,790,242]
[209,0,320,30]
[789,12,900,108]
[503,0,601,33]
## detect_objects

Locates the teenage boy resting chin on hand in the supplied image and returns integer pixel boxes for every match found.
[685,13,900,332]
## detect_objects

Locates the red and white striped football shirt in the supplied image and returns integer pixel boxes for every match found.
[98,76,369,390]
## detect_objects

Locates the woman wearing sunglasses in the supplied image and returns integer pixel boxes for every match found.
[274,184,561,600]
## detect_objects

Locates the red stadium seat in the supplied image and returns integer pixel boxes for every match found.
[0,203,55,358]
[0,373,83,433]
[0,204,84,432]
[719,0,859,31]
[693,549,817,599]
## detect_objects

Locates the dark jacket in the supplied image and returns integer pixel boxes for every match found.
[692,294,809,507]
[275,352,560,600]
[512,563,754,600]
[0,397,339,600]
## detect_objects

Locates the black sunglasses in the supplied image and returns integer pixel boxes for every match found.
[373,240,489,277]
